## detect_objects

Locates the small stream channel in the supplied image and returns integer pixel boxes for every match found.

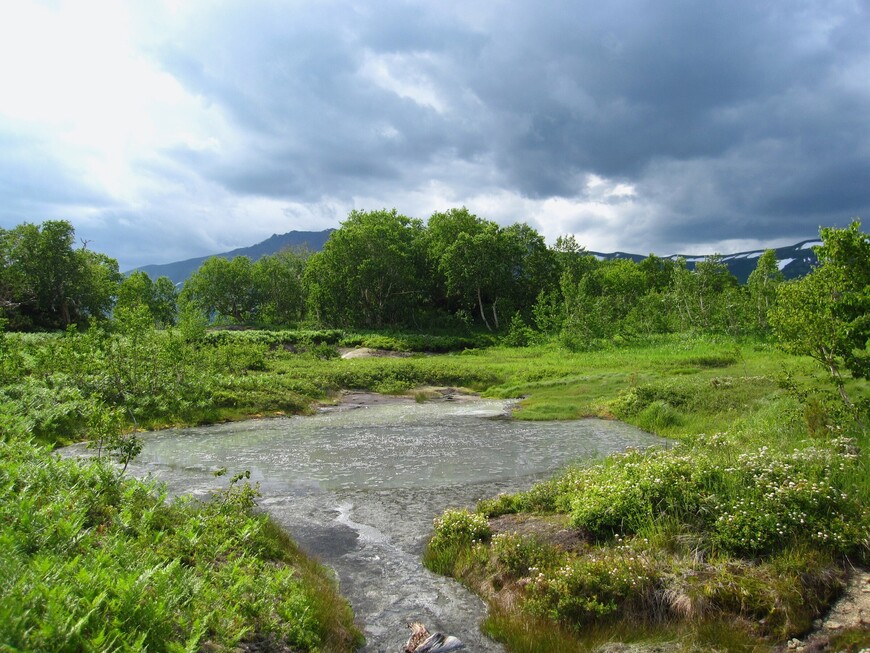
[83,398,667,652]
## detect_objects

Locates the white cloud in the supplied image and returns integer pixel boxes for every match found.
[0,0,230,218]
[359,50,449,113]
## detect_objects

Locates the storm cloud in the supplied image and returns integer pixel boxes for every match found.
[1,0,868,268]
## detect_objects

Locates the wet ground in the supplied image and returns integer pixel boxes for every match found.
[79,397,666,652]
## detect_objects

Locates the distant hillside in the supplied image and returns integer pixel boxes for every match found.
[132,228,818,285]
[131,230,334,284]
[595,239,820,283]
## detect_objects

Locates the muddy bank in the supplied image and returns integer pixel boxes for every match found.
[320,387,486,412]
[777,570,870,652]
[339,347,414,359]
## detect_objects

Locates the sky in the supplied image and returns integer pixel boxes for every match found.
[1,1,869,271]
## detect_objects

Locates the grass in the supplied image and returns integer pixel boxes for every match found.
[3,327,868,652]
[0,438,363,652]
[419,335,869,652]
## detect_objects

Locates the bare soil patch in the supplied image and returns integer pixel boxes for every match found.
[318,387,481,412]
[338,347,413,359]
[489,513,588,553]
[777,569,870,652]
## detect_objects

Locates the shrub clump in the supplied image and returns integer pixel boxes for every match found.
[427,431,868,641]
[429,508,491,551]
[562,438,868,558]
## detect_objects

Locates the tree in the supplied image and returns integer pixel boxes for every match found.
[116,271,155,315]
[501,222,559,316]
[560,258,646,342]
[0,220,121,329]
[770,220,870,411]
[552,234,598,286]
[438,224,503,330]
[637,254,676,293]
[253,249,307,326]
[746,249,783,333]
[426,208,552,331]
[116,271,178,328]
[152,276,179,328]
[304,209,427,328]
[667,255,740,332]
[76,250,122,325]
[814,221,870,381]
[437,221,522,331]
[425,207,489,318]
[182,256,262,324]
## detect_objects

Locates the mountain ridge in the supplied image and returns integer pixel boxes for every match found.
[595,238,820,283]
[131,229,819,285]
[131,230,335,285]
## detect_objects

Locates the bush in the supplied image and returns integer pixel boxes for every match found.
[526,546,658,625]
[491,532,565,578]
[428,508,491,552]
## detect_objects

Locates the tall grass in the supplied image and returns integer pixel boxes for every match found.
[0,439,363,652]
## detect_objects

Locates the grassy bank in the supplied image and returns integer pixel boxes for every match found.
[2,327,867,651]
[420,337,869,651]
[0,438,363,652]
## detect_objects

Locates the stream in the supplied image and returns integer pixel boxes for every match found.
[87,398,667,652]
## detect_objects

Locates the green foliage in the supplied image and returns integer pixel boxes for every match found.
[304,208,428,328]
[116,271,178,328]
[771,220,870,414]
[253,248,308,325]
[181,255,263,324]
[202,328,344,348]
[313,357,499,394]
[502,312,535,347]
[550,440,868,558]
[424,508,492,578]
[490,532,565,578]
[338,330,490,352]
[0,220,122,329]
[0,439,361,652]
[428,427,866,641]
[180,250,307,327]
[746,249,783,332]
[667,255,743,334]
[526,545,657,625]
[85,400,141,473]
[427,208,555,331]
[0,320,216,443]
[428,508,492,551]
[421,333,868,649]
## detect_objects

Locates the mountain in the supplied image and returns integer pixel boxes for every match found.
[131,230,334,285]
[594,239,820,283]
[132,228,819,285]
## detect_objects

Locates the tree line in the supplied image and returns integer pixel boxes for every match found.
[1,211,867,361]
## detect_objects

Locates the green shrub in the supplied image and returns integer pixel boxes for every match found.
[428,508,491,552]
[491,532,565,578]
[526,547,658,626]
[0,439,361,652]
[478,493,519,517]
[502,313,534,347]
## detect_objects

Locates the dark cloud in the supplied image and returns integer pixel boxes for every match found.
[156,1,869,219]
[0,130,117,221]
[2,0,869,266]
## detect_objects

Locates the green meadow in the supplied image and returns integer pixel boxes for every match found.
[2,217,868,651]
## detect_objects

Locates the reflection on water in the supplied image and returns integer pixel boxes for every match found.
[115,399,665,652]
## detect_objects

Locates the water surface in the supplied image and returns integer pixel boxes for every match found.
[119,399,665,652]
